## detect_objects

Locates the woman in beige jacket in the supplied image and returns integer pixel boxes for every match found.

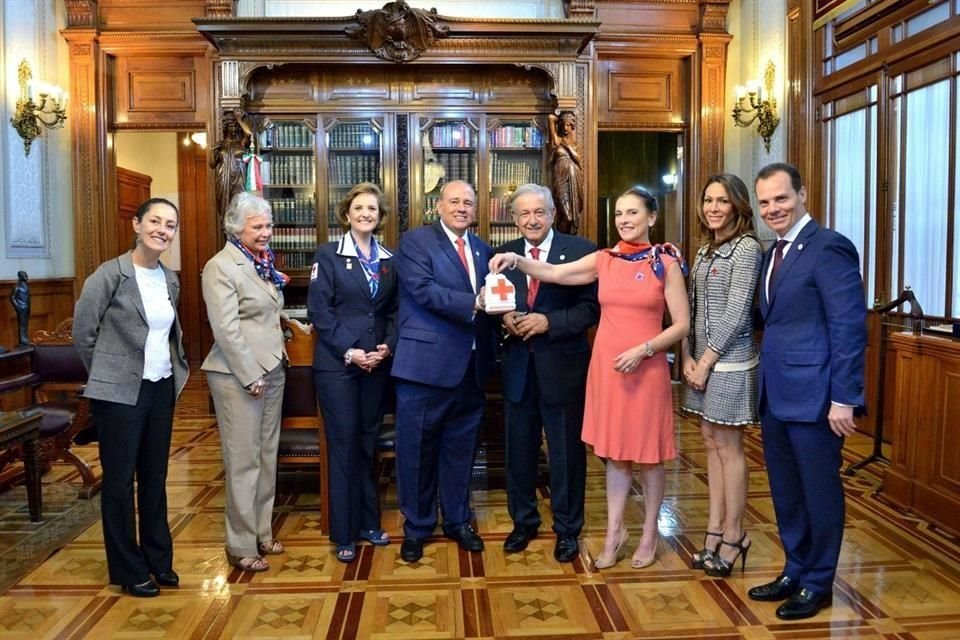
[202,191,288,572]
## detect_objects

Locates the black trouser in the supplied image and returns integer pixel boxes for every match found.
[94,377,175,586]
[504,353,586,537]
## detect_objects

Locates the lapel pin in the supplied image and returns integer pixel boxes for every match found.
[560,254,566,261]
[797,243,804,251]
[346,259,353,270]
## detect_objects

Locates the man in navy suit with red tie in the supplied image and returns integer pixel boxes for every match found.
[391,180,495,563]
[748,163,866,620]
[495,184,598,562]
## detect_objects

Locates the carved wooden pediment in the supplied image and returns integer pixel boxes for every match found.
[345,1,449,63]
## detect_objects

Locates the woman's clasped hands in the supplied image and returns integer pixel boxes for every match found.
[349,344,391,372]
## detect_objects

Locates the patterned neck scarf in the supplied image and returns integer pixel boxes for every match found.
[353,233,381,297]
[607,240,689,279]
[229,236,289,290]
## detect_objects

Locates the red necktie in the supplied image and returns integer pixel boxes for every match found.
[769,239,789,292]
[455,237,469,271]
[527,246,540,309]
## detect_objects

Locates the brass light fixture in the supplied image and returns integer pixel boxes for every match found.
[10,59,67,156]
[732,60,780,153]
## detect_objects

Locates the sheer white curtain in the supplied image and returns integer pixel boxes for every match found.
[901,79,950,316]
[832,108,871,303]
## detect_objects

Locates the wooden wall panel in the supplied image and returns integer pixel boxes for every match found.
[99,0,207,31]
[597,58,687,125]
[595,3,698,34]
[0,279,76,351]
[114,56,208,127]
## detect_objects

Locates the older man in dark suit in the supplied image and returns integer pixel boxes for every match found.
[748,162,866,620]
[495,184,598,562]
[391,180,495,563]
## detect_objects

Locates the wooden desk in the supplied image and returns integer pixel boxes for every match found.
[883,332,960,534]
[0,409,43,522]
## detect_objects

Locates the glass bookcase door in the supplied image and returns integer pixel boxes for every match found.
[487,118,546,246]
[323,118,384,246]
[419,118,479,227]
[258,118,317,273]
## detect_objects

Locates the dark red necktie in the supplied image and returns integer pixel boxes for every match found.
[769,239,789,290]
[455,237,469,271]
[527,246,540,309]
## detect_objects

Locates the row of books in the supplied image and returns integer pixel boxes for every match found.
[259,124,315,150]
[328,155,380,185]
[431,153,476,184]
[269,195,316,225]
[491,160,541,186]
[263,156,316,186]
[487,224,523,247]
[429,123,474,148]
[489,126,543,149]
[274,251,312,270]
[329,124,379,149]
[271,227,317,252]
[490,196,515,222]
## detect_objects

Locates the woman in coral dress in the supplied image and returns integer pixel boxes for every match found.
[490,186,689,570]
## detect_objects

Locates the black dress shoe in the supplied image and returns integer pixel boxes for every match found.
[154,571,179,587]
[554,535,579,563]
[122,579,160,598]
[504,526,538,553]
[776,588,833,620]
[400,537,424,563]
[748,575,798,601]
[445,523,484,552]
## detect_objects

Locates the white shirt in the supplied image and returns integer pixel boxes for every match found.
[765,213,812,299]
[439,220,477,293]
[134,264,175,382]
[523,228,553,286]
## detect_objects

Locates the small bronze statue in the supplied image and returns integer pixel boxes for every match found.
[10,270,31,346]
[211,108,253,218]
[548,112,584,235]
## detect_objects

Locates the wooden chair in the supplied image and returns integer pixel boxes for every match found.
[0,319,100,498]
[277,319,330,531]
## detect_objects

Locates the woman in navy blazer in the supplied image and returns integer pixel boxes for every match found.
[308,182,398,563]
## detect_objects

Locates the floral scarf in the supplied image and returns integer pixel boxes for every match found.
[606,240,689,279]
[229,236,290,290]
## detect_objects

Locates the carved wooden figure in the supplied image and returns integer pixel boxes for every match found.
[211,108,252,217]
[548,112,584,235]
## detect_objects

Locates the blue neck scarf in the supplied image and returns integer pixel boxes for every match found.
[353,234,381,297]
[229,236,289,290]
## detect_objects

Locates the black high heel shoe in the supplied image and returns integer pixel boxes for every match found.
[691,530,722,569]
[703,531,750,577]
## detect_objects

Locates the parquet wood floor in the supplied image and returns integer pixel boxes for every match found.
[2,372,959,639]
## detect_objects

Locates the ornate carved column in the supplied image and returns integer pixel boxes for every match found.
[204,0,236,18]
[62,0,108,291]
[695,1,732,207]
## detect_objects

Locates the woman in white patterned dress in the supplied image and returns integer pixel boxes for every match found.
[681,174,763,577]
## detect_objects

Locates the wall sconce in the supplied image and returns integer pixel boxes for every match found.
[10,59,67,156]
[732,60,780,153]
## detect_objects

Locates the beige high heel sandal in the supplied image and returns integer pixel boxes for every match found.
[594,527,629,569]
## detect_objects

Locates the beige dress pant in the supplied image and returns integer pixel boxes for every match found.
[208,363,286,557]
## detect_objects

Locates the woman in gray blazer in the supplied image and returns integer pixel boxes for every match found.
[74,198,189,598]
[202,191,288,573]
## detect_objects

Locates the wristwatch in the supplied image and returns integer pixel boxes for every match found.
[643,342,655,358]
[343,348,355,366]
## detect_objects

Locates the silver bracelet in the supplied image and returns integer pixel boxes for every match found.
[343,348,354,366]
[509,253,519,270]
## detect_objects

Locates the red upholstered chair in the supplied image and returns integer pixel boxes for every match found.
[0,319,100,497]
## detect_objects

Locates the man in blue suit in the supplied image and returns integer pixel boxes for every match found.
[392,180,495,563]
[748,163,866,620]
[496,184,598,562]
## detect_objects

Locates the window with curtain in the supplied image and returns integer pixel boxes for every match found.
[892,76,952,317]
[823,87,878,306]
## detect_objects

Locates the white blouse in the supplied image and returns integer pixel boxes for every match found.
[134,264,175,382]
